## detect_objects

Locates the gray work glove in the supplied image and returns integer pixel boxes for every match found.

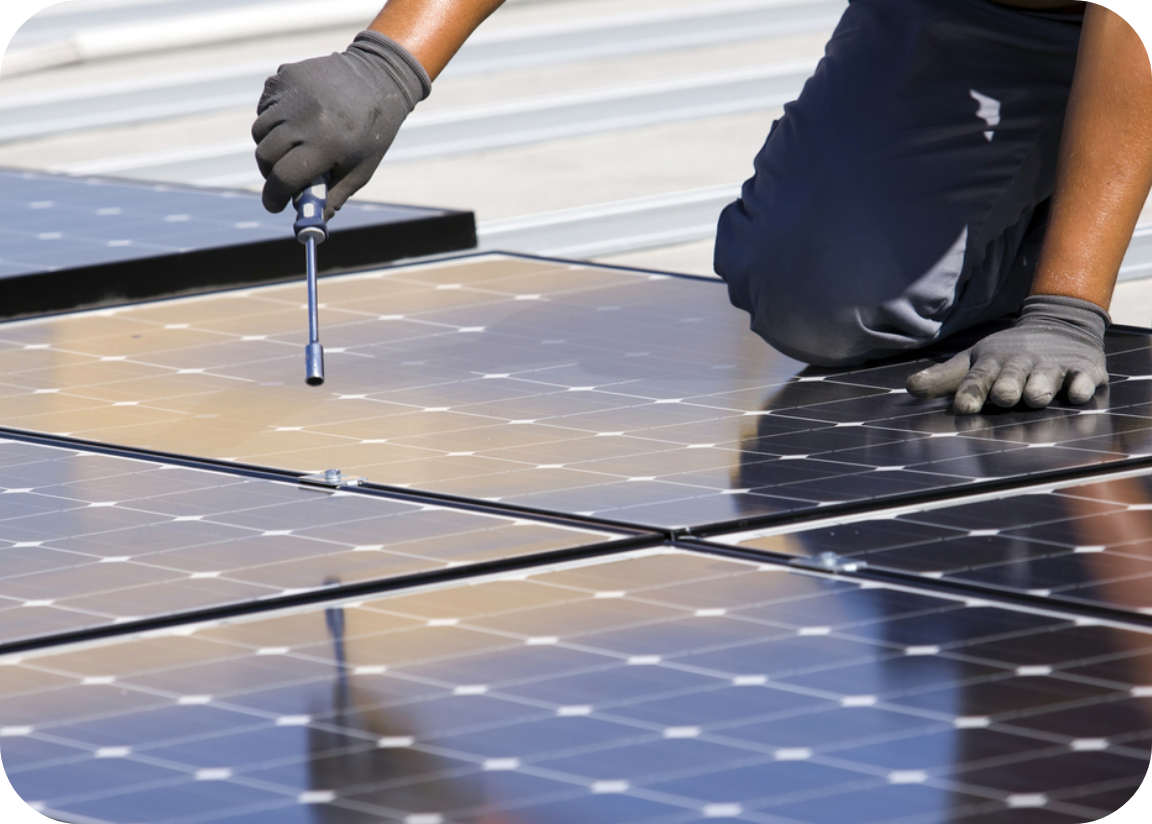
[253,31,431,219]
[906,295,1110,414]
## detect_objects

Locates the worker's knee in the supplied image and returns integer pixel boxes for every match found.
[721,272,884,368]
[756,299,878,368]
[715,203,907,368]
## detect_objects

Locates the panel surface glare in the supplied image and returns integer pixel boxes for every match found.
[0,437,626,646]
[2,551,1149,824]
[1,254,1150,529]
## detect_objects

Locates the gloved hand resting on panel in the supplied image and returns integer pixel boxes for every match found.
[906,295,1110,414]
[253,31,431,220]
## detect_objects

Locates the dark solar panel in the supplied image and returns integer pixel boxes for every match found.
[1,253,1149,531]
[0,437,634,647]
[2,552,1148,823]
[0,168,476,318]
[2,245,1151,824]
[710,469,1152,619]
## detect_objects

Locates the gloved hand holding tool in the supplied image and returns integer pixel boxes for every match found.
[252,31,431,220]
[254,30,430,387]
[907,295,1110,414]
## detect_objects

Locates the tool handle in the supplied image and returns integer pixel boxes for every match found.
[293,173,330,244]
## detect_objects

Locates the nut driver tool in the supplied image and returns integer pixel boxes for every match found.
[293,174,330,386]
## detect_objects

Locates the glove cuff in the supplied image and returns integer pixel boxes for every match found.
[350,31,433,109]
[1018,294,1110,349]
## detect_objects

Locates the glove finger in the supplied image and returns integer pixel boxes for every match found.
[253,123,300,181]
[988,359,1032,408]
[262,145,331,214]
[1090,359,1110,387]
[1065,369,1103,405]
[324,160,379,220]
[906,351,971,399]
[255,71,287,117]
[251,99,288,146]
[1022,365,1065,408]
[953,356,1001,415]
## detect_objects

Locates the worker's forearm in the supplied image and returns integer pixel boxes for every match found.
[1030,5,1152,309]
[368,0,506,80]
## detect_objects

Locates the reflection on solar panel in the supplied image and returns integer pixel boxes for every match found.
[0,169,476,318]
[2,253,1151,530]
[708,468,1152,619]
[3,551,1149,824]
[2,250,1152,823]
[0,438,635,648]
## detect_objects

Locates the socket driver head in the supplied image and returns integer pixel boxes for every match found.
[305,342,325,386]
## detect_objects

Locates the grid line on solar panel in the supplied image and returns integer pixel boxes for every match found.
[1,253,1151,532]
[1,551,1149,824]
[707,465,1152,620]
[0,437,636,648]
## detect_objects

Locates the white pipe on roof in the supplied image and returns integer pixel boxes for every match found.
[2,0,844,78]
[2,0,383,76]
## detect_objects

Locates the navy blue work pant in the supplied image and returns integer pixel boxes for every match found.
[714,0,1083,366]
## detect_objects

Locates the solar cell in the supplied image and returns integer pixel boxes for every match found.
[1,253,1149,531]
[0,437,634,648]
[2,550,1147,823]
[0,169,476,318]
[708,468,1152,618]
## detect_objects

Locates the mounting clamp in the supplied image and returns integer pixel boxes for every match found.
[789,551,868,574]
[299,468,364,489]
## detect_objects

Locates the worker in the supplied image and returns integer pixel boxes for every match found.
[252,0,1152,415]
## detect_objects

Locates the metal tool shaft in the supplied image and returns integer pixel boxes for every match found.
[306,236,320,344]
[304,235,324,385]
[293,173,330,387]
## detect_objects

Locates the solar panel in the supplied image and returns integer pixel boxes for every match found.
[1,253,1149,531]
[2,550,1147,824]
[2,244,1151,824]
[0,168,476,318]
[709,467,1152,619]
[0,437,636,648]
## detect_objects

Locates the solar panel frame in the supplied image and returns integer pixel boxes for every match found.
[700,465,1152,623]
[0,168,476,319]
[0,436,649,652]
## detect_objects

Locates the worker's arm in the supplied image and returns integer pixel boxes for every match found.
[253,0,506,218]
[1029,6,1152,309]
[368,0,505,81]
[908,5,1152,413]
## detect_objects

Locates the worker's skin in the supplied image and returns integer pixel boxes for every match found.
[256,0,1152,413]
[1029,6,1152,313]
[367,0,504,81]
